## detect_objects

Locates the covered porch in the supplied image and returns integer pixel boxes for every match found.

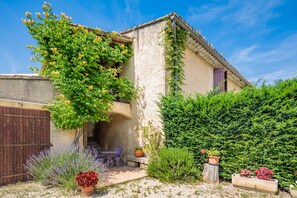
[83,101,136,166]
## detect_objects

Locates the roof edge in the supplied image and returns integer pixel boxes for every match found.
[121,12,249,85]
[170,13,249,85]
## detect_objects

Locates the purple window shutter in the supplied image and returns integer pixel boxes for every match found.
[213,68,225,93]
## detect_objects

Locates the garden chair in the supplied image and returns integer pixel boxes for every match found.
[114,146,123,167]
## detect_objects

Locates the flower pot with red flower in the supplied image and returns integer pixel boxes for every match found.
[240,169,251,177]
[134,146,144,157]
[206,148,220,165]
[232,167,278,194]
[75,171,99,196]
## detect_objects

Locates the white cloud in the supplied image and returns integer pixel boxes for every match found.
[249,68,297,84]
[228,33,297,83]
[187,0,283,29]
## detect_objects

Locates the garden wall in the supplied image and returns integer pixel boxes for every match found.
[160,78,297,188]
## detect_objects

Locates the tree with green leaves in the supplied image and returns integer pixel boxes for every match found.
[23,2,136,143]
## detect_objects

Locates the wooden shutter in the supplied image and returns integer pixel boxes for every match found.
[213,68,227,93]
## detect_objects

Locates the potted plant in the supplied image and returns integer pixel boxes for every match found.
[134,146,144,157]
[240,169,251,177]
[206,148,220,165]
[232,167,278,194]
[75,171,99,196]
[290,181,297,198]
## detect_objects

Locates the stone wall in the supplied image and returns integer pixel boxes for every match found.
[0,75,81,148]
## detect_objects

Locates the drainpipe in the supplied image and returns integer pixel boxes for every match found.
[170,15,178,92]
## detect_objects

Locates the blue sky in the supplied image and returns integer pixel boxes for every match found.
[0,0,296,84]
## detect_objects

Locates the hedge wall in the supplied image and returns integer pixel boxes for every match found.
[160,78,297,188]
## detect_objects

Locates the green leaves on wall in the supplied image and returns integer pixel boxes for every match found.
[164,20,188,94]
[23,3,136,130]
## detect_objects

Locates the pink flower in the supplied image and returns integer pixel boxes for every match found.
[200,149,206,154]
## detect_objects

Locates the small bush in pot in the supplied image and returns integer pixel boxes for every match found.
[206,148,220,165]
[134,146,144,157]
[76,171,98,196]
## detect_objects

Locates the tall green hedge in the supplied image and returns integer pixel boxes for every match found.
[160,78,297,188]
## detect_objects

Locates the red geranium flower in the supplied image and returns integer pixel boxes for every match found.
[75,171,99,188]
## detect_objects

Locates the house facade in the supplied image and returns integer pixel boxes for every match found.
[0,13,249,162]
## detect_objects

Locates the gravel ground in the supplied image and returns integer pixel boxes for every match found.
[0,177,291,198]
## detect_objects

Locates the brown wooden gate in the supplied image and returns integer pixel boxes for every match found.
[0,106,51,186]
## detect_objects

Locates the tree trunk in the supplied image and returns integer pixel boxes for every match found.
[202,163,219,183]
[73,128,82,146]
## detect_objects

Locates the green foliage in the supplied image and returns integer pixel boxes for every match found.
[24,145,106,190]
[147,148,200,183]
[139,121,165,158]
[206,148,220,157]
[164,20,188,94]
[160,78,297,188]
[23,3,136,130]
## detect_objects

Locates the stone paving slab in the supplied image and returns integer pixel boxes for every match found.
[103,166,147,186]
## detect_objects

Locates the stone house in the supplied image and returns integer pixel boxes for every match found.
[0,12,249,164]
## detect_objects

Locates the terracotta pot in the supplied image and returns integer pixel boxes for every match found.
[80,186,95,196]
[134,149,144,157]
[208,156,220,164]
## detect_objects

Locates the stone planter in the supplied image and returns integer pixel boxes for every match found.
[290,189,297,198]
[232,174,278,194]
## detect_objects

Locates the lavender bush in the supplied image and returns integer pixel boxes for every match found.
[24,145,107,190]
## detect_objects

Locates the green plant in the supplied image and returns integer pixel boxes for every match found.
[138,121,165,158]
[24,145,106,190]
[206,148,220,157]
[163,20,188,94]
[147,148,200,183]
[160,78,297,188]
[135,146,143,150]
[23,3,136,133]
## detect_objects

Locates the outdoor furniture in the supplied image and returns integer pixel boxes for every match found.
[100,151,118,167]
[114,146,123,167]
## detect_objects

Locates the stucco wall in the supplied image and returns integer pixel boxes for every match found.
[0,75,82,148]
[95,21,167,157]
[182,47,214,94]
[227,77,242,92]
[0,75,56,103]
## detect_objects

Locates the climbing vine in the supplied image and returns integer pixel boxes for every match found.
[23,2,136,131]
[164,20,188,94]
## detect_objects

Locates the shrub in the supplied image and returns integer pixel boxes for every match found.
[24,145,107,190]
[138,121,165,158]
[147,148,200,183]
[160,78,297,188]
